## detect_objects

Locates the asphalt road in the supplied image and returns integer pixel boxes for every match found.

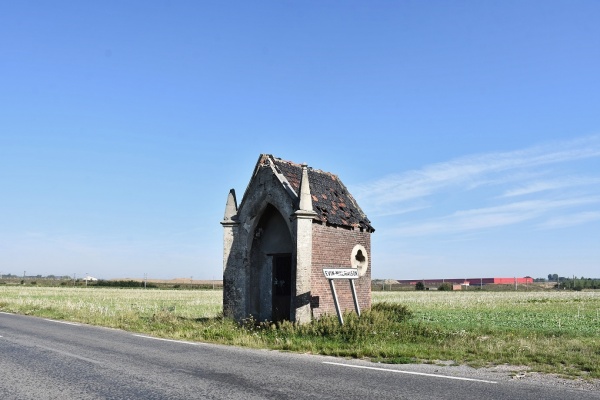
[1,312,598,400]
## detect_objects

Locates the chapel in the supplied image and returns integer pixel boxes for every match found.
[221,154,374,323]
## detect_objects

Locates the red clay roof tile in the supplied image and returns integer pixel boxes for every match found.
[269,155,374,232]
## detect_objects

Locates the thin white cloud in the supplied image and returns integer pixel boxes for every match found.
[356,134,600,217]
[366,204,431,218]
[391,196,600,237]
[502,177,600,198]
[537,211,600,230]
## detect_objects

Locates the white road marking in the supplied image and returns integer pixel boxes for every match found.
[1,313,81,326]
[323,362,497,384]
[37,344,103,365]
[43,319,81,326]
[133,334,206,346]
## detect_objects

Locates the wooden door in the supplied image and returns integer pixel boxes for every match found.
[272,254,292,322]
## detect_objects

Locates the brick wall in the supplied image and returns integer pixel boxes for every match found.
[310,223,371,319]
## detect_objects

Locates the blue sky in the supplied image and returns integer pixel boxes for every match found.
[1,1,599,280]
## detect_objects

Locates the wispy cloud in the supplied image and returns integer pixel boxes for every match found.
[357,134,600,212]
[355,134,600,236]
[390,196,600,237]
[501,177,600,198]
[537,211,600,230]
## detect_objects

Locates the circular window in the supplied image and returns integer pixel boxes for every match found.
[350,244,369,276]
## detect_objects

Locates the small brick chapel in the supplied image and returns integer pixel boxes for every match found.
[221,154,374,324]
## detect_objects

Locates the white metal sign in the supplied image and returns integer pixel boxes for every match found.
[323,268,359,279]
[322,268,361,325]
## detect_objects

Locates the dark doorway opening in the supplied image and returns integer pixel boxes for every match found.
[272,254,292,322]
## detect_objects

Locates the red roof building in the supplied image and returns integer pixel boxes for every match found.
[397,277,533,286]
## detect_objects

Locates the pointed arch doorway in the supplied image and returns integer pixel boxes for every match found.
[249,204,294,322]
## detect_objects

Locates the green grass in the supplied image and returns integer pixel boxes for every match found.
[373,291,600,377]
[375,291,600,336]
[1,287,599,379]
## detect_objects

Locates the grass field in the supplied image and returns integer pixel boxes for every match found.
[374,290,600,336]
[374,291,600,377]
[1,286,599,378]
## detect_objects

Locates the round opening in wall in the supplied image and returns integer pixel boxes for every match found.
[351,244,369,276]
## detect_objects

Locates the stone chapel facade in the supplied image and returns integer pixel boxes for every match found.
[221,154,374,324]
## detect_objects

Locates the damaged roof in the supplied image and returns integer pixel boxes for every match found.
[262,154,374,232]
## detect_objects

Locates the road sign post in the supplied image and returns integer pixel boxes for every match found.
[323,268,361,325]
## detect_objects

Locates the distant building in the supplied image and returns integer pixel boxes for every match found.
[397,277,533,286]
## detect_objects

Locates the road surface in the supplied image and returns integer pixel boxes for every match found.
[1,312,598,399]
